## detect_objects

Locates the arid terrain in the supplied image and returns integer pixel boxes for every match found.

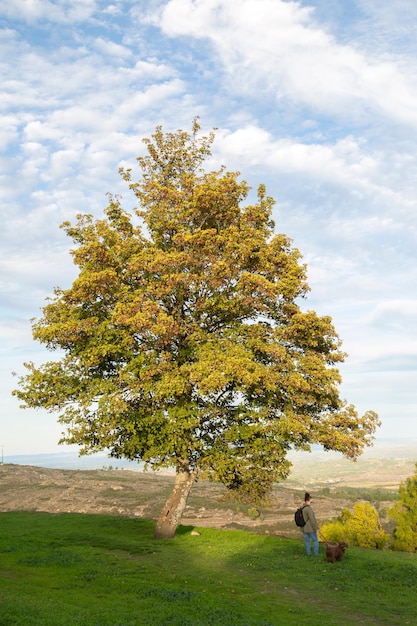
[1,450,415,538]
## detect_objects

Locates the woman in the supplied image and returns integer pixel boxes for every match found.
[302,492,319,556]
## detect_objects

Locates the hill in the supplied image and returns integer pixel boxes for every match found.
[1,447,415,537]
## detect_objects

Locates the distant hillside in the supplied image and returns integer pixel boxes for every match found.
[3,438,416,471]
[0,444,415,539]
[2,451,144,471]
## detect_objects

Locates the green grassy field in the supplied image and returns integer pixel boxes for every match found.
[0,512,415,625]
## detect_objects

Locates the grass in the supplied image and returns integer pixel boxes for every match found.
[0,512,416,625]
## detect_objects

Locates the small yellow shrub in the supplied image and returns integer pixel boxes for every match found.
[321,501,389,549]
[319,521,345,543]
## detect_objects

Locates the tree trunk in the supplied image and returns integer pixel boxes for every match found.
[153,467,199,540]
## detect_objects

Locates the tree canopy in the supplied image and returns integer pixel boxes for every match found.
[14,120,380,538]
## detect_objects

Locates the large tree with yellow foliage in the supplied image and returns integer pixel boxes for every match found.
[14,121,379,538]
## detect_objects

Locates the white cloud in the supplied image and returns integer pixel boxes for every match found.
[0,115,20,148]
[355,0,417,54]
[215,125,391,198]
[0,0,98,23]
[158,0,417,126]
[369,299,417,326]
[1,247,74,293]
[115,79,185,120]
[93,37,132,59]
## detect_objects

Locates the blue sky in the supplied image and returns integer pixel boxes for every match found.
[1,0,417,455]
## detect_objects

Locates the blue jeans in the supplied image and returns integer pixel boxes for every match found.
[303,531,319,556]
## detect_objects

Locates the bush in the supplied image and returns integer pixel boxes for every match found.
[247,507,260,520]
[388,462,417,552]
[318,520,345,543]
[321,501,390,549]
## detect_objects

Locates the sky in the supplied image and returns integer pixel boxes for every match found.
[1,0,417,456]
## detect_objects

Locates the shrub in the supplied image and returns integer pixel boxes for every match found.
[318,520,345,543]
[247,507,260,520]
[321,501,390,549]
[388,462,417,552]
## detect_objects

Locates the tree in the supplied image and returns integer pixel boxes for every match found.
[388,462,417,552]
[321,501,389,549]
[13,120,380,539]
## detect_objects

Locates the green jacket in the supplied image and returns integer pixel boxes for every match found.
[302,504,318,533]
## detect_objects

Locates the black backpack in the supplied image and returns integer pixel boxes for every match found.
[294,505,307,527]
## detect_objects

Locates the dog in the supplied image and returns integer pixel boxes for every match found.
[325,541,348,563]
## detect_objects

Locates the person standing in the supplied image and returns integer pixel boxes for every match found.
[302,492,319,556]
